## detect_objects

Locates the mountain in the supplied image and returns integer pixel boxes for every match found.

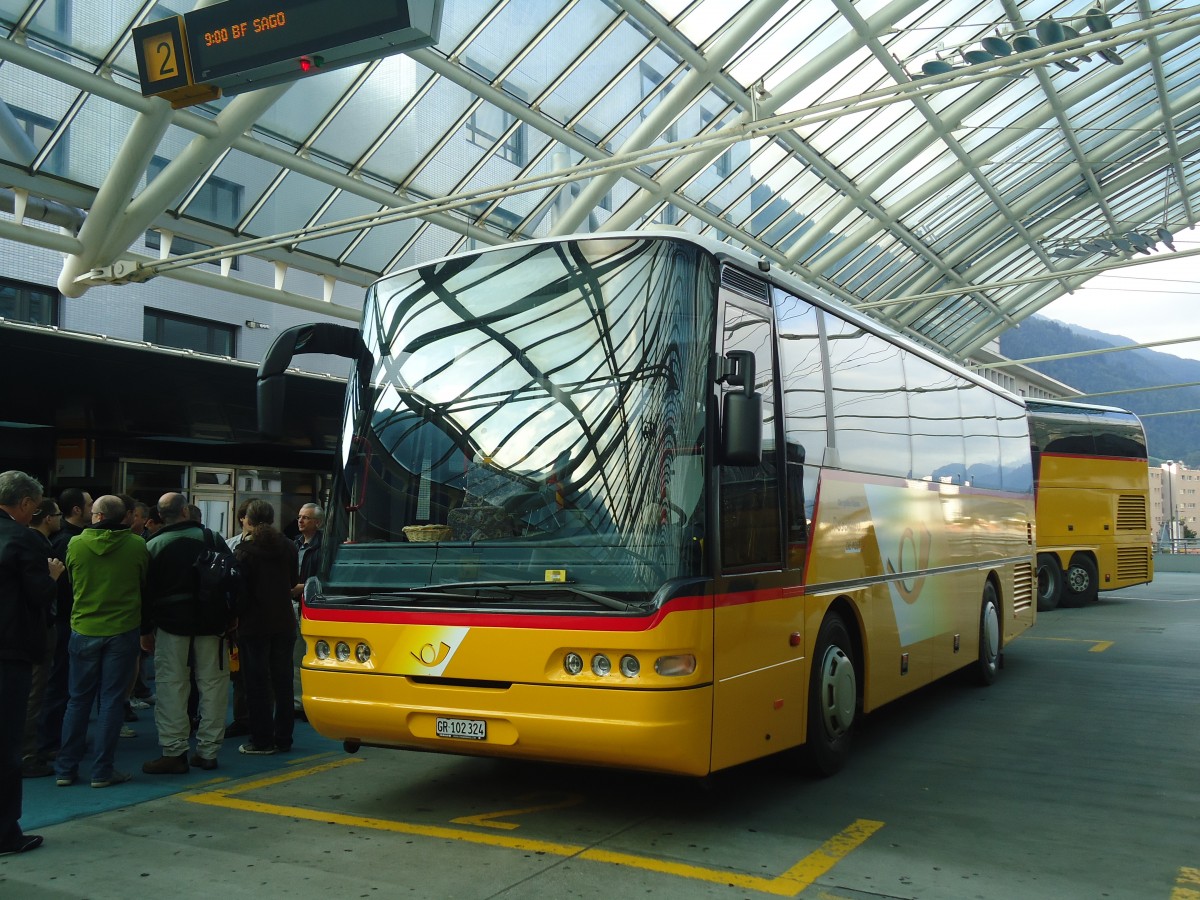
[998,315,1200,465]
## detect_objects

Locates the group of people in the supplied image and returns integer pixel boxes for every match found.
[0,468,325,857]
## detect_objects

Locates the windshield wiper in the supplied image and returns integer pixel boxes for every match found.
[319,589,487,604]
[512,581,640,612]
[413,579,640,612]
[323,581,641,612]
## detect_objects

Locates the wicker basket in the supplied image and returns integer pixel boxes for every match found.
[403,524,453,543]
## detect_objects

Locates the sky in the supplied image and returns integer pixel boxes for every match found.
[1035,228,1200,362]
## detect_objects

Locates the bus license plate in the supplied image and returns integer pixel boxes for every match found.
[436,716,486,740]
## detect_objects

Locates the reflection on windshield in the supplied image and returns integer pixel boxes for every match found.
[324,237,717,601]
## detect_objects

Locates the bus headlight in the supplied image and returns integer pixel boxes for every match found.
[335,641,351,662]
[591,653,612,676]
[654,654,696,676]
[315,640,330,660]
[619,655,640,678]
[355,643,371,663]
[563,652,583,675]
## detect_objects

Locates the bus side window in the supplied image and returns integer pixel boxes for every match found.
[776,291,826,570]
[719,293,781,571]
[961,384,1001,490]
[824,317,910,480]
[904,352,965,485]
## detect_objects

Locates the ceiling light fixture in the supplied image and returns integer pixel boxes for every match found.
[902,7,1125,81]
[1043,226,1176,259]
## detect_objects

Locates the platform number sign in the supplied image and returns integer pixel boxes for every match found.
[142,31,180,82]
[132,15,193,97]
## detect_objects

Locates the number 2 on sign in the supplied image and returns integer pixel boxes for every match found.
[143,33,178,81]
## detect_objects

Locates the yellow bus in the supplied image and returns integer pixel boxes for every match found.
[1026,399,1153,610]
[259,234,1036,777]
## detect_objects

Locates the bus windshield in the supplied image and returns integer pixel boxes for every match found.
[320,237,717,606]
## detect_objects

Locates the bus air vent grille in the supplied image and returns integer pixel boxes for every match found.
[1012,561,1034,613]
[1116,546,1151,582]
[721,267,770,303]
[1116,495,1148,531]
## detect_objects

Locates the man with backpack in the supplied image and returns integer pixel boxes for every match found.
[141,493,234,774]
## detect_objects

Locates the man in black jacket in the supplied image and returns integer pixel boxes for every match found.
[0,471,64,856]
[141,493,233,774]
[21,499,61,778]
[35,487,91,761]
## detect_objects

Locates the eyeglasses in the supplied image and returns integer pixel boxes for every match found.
[47,512,62,518]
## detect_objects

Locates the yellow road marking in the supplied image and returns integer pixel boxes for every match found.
[1173,866,1200,899]
[451,791,586,829]
[286,751,341,766]
[1025,636,1114,652]
[186,760,882,896]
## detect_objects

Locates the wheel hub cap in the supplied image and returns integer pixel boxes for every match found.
[819,645,856,737]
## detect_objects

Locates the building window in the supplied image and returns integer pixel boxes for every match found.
[463,59,529,167]
[573,127,614,211]
[466,103,528,166]
[143,230,238,269]
[0,277,59,326]
[143,155,242,266]
[700,109,733,177]
[639,62,678,143]
[144,308,236,356]
[147,156,242,225]
[8,105,68,175]
[44,0,71,37]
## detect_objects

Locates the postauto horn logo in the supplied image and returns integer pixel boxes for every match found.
[405,626,468,676]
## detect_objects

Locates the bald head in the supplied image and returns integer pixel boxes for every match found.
[92,494,127,522]
[158,492,189,525]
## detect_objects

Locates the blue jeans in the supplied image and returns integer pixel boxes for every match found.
[55,628,140,782]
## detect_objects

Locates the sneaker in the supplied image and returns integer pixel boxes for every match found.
[142,753,189,775]
[224,720,250,738]
[238,742,277,755]
[189,753,218,771]
[119,726,137,738]
[0,834,44,856]
[129,697,152,710]
[274,742,292,753]
[55,774,77,787]
[91,771,132,789]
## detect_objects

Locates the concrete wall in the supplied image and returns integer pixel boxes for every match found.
[1151,553,1200,574]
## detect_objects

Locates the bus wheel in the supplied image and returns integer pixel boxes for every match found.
[805,613,857,776]
[1062,554,1099,607]
[1036,554,1063,611]
[976,581,1001,686]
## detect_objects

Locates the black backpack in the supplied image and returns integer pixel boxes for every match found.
[193,528,242,634]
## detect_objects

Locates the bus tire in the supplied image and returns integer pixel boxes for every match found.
[1062,554,1099,607]
[975,581,1001,686]
[1036,553,1063,611]
[804,613,857,777]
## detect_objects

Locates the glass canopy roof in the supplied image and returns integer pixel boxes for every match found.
[1,0,1198,361]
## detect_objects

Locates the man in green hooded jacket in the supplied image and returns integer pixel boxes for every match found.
[54,494,147,789]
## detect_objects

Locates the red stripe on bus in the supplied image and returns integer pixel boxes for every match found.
[301,586,796,630]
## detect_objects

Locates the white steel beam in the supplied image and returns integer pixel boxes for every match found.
[550,0,789,236]
[602,0,931,234]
